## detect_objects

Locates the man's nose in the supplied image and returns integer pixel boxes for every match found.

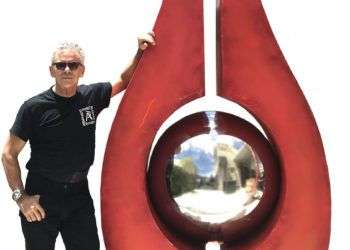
[64,65,71,72]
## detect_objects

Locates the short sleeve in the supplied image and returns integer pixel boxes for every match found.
[10,101,33,141]
[89,82,112,109]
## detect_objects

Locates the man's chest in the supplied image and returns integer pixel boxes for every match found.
[32,102,97,142]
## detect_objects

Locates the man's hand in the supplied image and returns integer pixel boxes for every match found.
[111,31,156,97]
[137,31,156,50]
[2,134,46,222]
[18,194,46,222]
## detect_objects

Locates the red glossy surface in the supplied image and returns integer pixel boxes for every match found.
[218,0,331,249]
[101,0,204,249]
[148,112,280,243]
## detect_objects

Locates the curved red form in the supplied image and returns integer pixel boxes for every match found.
[102,0,331,249]
[101,0,204,249]
[218,0,331,249]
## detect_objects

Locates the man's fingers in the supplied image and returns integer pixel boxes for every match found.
[32,208,42,221]
[19,194,46,222]
[34,195,46,219]
[147,31,156,43]
[36,204,46,219]
[146,33,156,45]
[27,212,37,222]
[140,42,148,50]
[138,32,156,49]
[23,204,45,222]
[24,214,32,222]
[28,209,37,222]
[139,38,154,45]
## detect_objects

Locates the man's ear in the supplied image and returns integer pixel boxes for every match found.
[80,65,85,77]
[49,65,55,77]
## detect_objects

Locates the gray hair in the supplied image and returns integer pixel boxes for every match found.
[51,42,85,64]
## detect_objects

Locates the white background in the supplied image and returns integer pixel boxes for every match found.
[0,1,348,249]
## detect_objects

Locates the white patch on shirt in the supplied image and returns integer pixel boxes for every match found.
[79,106,96,126]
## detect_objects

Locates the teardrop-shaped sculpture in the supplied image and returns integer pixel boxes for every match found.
[101,0,330,249]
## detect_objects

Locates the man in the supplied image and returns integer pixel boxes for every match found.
[1,32,155,250]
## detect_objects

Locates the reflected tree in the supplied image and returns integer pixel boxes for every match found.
[168,157,197,197]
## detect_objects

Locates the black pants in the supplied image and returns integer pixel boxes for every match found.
[20,172,99,250]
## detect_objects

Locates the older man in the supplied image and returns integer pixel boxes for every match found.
[2,32,155,250]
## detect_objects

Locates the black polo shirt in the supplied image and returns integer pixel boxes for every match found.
[10,82,112,182]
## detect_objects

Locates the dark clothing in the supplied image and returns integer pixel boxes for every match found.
[10,82,112,182]
[12,82,112,249]
[21,172,99,250]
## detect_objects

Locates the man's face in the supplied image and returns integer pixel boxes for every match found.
[49,49,85,89]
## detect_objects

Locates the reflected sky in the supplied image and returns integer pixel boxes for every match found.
[173,111,246,177]
[174,134,245,177]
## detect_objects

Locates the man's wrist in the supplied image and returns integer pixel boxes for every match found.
[12,188,25,202]
[136,48,144,56]
[16,194,28,209]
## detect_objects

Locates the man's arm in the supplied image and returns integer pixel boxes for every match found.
[2,134,26,191]
[2,134,46,222]
[111,32,156,97]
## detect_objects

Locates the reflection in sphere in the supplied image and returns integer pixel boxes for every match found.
[167,132,264,224]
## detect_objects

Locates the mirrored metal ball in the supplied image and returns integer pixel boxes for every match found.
[166,134,264,224]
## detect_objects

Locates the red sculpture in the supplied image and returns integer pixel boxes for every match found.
[101,0,331,249]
